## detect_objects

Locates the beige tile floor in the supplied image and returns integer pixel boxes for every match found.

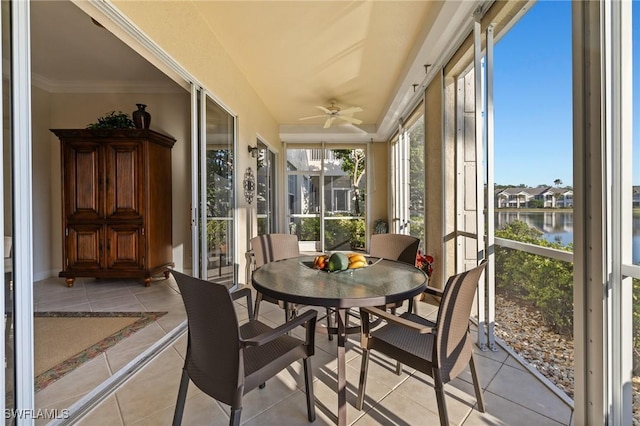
[32,274,574,426]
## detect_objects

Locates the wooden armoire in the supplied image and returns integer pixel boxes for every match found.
[51,129,176,287]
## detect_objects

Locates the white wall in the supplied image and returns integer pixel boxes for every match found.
[32,86,53,280]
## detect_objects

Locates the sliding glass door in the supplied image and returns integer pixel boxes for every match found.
[390,104,425,251]
[2,0,14,413]
[286,144,367,252]
[194,92,237,286]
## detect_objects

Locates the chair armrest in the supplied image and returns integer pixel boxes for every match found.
[230,286,254,320]
[243,310,318,347]
[361,306,433,334]
[423,285,443,297]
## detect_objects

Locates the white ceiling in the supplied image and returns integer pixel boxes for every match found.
[30,0,479,142]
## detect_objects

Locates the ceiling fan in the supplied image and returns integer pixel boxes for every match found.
[299,100,363,129]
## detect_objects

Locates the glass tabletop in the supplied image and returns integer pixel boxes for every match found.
[252,255,428,309]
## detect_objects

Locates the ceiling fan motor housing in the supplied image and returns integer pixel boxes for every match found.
[298,100,363,128]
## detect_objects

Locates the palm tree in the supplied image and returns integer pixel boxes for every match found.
[554,178,563,187]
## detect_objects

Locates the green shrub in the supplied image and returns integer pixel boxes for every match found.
[496,220,640,371]
[299,217,320,241]
[633,278,640,375]
[294,217,365,250]
[325,218,365,250]
[495,220,574,336]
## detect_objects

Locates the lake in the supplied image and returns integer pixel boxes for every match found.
[495,210,640,264]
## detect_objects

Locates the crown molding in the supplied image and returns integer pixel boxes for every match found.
[31,72,183,94]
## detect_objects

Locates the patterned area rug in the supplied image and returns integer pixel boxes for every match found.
[33,311,167,392]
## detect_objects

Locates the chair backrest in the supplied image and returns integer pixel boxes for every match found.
[251,234,300,268]
[434,261,487,382]
[171,270,241,406]
[369,234,420,265]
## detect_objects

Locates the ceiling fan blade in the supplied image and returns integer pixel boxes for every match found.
[339,106,363,115]
[323,117,335,129]
[299,114,326,121]
[337,115,363,125]
[316,106,332,114]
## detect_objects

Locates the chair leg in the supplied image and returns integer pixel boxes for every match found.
[229,407,242,426]
[254,292,263,319]
[172,369,189,426]
[469,353,486,412]
[389,306,402,375]
[356,348,370,410]
[433,368,449,426]
[326,308,333,341]
[303,357,316,422]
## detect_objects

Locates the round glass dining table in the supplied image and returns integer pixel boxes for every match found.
[252,255,428,426]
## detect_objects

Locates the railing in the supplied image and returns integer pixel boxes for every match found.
[494,237,573,262]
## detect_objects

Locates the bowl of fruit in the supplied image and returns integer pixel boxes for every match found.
[308,252,373,273]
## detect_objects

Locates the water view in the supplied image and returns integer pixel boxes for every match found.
[495,210,640,264]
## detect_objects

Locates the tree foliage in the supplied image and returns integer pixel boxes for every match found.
[205,149,233,252]
[409,121,425,242]
[528,199,544,209]
[333,149,366,214]
[206,149,233,217]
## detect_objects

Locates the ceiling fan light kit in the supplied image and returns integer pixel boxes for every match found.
[299,100,363,129]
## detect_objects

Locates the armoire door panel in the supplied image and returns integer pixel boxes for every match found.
[64,142,102,220]
[105,142,142,219]
[66,225,103,270]
[106,225,143,270]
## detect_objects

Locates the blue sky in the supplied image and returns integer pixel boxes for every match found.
[494,0,573,187]
[494,0,640,187]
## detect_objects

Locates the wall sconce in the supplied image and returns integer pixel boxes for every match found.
[247,145,259,158]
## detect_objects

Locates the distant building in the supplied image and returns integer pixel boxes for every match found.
[495,186,573,208]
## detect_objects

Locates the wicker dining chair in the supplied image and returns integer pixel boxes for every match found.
[320,233,421,357]
[356,261,488,426]
[250,234,300,321]
[250,233,335,339]
[369,233,420,266]
[171,270,317,426]
[369,233,420,311]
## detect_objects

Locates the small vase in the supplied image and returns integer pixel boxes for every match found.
[132,104,151,129]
